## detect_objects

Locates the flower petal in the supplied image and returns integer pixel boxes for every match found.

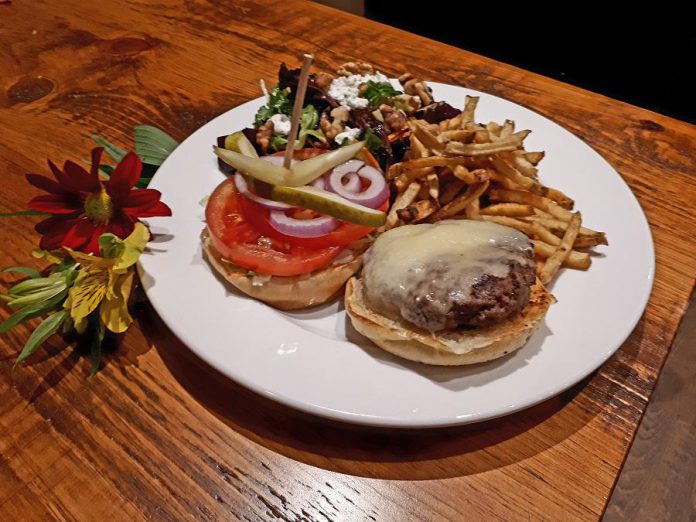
[37,217,98,252]
[127,200,172,218]
[82,223,107,255]
[90,147,104,179]
[26,174,68,195]
[64,160,100,193]
[105,153,142,202]
[121,189,172,218]
[107,212,135,240]
[48,160,80,192]
[28,194,82,214]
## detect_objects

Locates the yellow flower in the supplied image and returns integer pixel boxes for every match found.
[63,223,149,334]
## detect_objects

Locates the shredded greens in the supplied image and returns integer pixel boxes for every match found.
[362,81,402,108]
[254,86,292,128]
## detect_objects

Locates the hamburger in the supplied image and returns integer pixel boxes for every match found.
[345,220,555,365]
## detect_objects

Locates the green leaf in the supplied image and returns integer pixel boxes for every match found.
[0,289,67,334]
[269,135,288,151]
[91,134,127,163]
[2,267,41,279]
[7,281,66,308]
[362,81,402,108]
[254,86,292,128]
[98,233,123,258]
[0,210,51,217]
[134,176,153,189]
[99,164,114,178]
[364,128,383,153]
[8,276,62,297]
[133,125,179,166]
[15,310,67,365]
[297,105,323,148]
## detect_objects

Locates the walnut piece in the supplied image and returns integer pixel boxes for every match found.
[399,73,433,106]
[394,93,421,114]
[314,72,334,91]
[319,106,351,142]
[379,104,407,132]
[337,61,375,76]
[256,120,274,152]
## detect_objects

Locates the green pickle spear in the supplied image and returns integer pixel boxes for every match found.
[223,131,258,158]
[270,185,386,227]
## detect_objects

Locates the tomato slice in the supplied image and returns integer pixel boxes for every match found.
[239,195,387,248]
[205,178,342,276]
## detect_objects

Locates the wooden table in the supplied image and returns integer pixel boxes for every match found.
[1,1,694,520]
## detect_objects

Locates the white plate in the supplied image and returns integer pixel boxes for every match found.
[139,82,654,428]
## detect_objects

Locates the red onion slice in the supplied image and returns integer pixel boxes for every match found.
[311,176,326,189]
[328,164,389,209]
[268,211,338,238]
[341,172,361,193]
[234,173,293,210]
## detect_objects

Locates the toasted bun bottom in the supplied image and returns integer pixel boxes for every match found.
[345,277,555,366]
[201,229,364,310]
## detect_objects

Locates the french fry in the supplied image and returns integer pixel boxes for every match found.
[539,212,582,284]
[462,95,479,125]
[394,167,434,191]
[489,156,544,192]
[388,156,479,178]
[482,215,562,246]
[489,188,574,221]
[524,151,545,165]
[507,151,538,178]
[480,203,534,217]
[486,122,502,139]
[532,240,591,270]
[522,216,608,247]
[440,129,475,142]
[410,120,444,152]
[397,199,438,224]
[439,113,464,130]
[409,135,430,159]
[499,119,515,139]
[540,186,574,209]
[465,197,480,219]
[426,172,440,201]
[452,165,490,184]
[385,181,421,230]
[428,181,489,222]
[444,130,530,156]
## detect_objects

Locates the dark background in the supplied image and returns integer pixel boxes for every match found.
[365,2,696,123]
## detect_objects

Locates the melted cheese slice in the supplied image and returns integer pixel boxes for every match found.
[362,220,532,330]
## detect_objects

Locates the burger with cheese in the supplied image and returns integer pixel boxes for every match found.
[345,220,555,365]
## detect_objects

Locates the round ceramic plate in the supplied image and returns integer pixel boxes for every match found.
[138,81,654,428]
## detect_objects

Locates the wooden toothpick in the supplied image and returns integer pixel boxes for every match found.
[283,53,314,169]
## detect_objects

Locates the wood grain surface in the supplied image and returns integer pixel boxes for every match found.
[605,295,696,521]
[0,1,695,520]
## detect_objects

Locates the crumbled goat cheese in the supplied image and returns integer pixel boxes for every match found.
[269,114,291,135]
[328,72,389,109]
[334,126,362,145]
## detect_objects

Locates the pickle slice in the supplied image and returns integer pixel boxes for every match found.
[223,131,258,158]
[270,185,386,227]
[213,146,291,185]
[287,141,365,187]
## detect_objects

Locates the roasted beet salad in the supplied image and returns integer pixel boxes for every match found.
[217,61,462,172]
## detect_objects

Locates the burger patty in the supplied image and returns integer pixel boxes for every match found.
[399,259,536,332]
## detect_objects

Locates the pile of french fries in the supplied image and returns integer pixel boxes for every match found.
[383,95,608,285]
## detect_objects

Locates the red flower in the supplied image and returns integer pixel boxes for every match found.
[27,147,171,254]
